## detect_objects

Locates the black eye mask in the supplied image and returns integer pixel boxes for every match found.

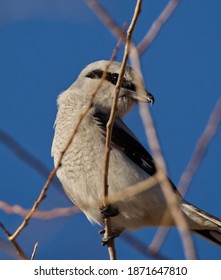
[86,69,136,92]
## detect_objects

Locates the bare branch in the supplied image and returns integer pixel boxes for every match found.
[102,4,142,200]
[148,227,170,254]
[31,242,38,260]
[0,201,79,219]
[105,175,158,206]
[137,0,180,54]
[87,0,125,40]
[178,97,221,195]
[101,0,142,260]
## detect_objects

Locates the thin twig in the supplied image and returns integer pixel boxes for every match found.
[102,3,142,200]
[9,165,60,241]
[178,98,221,195]
[31,242,38,260]
[0,201,79,219]
[137,0,180,54]
[148,227,169,254]
[87,0,125,40]
[101,0,142,260]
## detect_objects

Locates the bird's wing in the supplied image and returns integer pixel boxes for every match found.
[93,108,178,192]
[93,108,156,176]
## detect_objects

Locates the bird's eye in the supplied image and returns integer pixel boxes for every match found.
[111,73,118,85]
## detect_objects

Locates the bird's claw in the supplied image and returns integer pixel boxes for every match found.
[100,205,119,219]
[99,205,120,246]
[98,229,105,235]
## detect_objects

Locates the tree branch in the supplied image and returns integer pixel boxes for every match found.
[0,201,79,219]
[137,0,180,54]
[101,0,142,260]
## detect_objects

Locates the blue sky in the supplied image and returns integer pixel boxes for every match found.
[0,0,221,260]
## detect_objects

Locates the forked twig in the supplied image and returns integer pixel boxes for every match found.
[137,0,181,54]
[0,222,28,259]
[0,238,20,259]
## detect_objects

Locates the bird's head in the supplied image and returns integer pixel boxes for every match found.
[70,60,154,117]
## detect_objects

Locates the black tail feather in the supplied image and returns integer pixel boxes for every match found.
[194,229,221,247]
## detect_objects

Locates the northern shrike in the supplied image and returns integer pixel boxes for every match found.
[52,60,221,246]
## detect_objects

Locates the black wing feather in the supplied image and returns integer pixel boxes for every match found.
[93,109,156,176]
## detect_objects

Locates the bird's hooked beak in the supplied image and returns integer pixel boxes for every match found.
[130,89,155,105]
[145,90,155,105]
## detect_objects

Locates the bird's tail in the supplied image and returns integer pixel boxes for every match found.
[181,202,221,246]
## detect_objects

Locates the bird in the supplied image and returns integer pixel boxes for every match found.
[52,60,221,247]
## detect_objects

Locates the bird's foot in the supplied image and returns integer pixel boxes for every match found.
[100,205,119,219]
[98,229,105,235]
[99,205,120,246]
